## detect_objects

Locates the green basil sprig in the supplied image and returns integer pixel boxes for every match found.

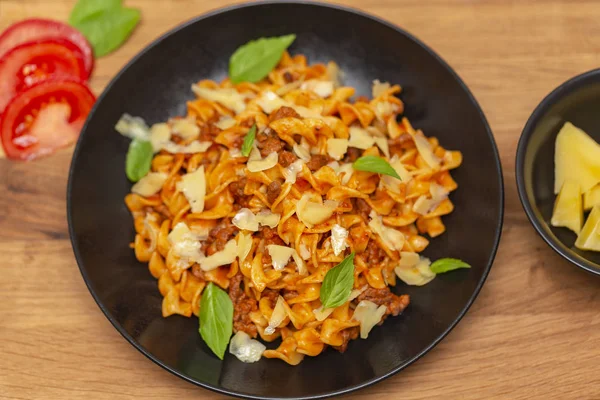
[229,34,296,84]
[69,0,140,57]
[241,124,257,157]
[125,139,153,182]
[199,282,234,360]
[430,258,471,274]
[353,156,401,180]
[320,252,355,309]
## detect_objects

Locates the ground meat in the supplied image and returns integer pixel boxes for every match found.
[363,239,386,264]
[357,287,410,317]
[229,179,252,208]
[198,123,221,142]
[240,117,256,128]
[257,127,286,157]
[278,150,298,167]
[202,218,238,256]
[333,326,359,353]
[355,198,372,221]
[269,106,301,122]
[343,147,362,163]
[306,154,329,172]
[283,71,294,83]
[267,180,282,204]
[229,274,258,337]
[260,226,286,246]
[262,288,279,304]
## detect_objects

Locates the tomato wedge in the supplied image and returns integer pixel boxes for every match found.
[0,39,87,114]
[0,79,96,161]
[0,19,93,78]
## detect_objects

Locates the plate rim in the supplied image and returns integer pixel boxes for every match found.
[516,67,600,276]
[67,1,505,398]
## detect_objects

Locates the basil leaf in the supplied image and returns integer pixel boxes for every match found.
[71,6,140,57]
[229,34,296,84]
[125,139,153,182]
[69,0,121,25]
[320,252,355,309]
[430,258,471,274]
[199,282,234,360]
[353,156,401,180]
[241,124,257,157]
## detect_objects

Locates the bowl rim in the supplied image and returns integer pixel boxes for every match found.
[67,1,505,398]
[516,68,600,277]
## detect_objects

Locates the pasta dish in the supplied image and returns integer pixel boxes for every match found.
[117,47,463,365]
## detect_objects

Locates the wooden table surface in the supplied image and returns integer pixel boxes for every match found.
[2,0,600,399]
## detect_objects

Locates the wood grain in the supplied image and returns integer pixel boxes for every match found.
[2,0,600,399]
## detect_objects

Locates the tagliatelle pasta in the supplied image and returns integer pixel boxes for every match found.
[122,51,462,364]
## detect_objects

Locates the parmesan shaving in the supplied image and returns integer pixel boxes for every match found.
[331,224,349,256]
[293,143,311,162]
[237,232,253,262]
[313,306,334,321]
[348,127,375,150]
[368,211,405,251]
[149,123,171,152]
[291,250,307,275]
[353,300,387,339]
[162,140,212,154]
[395,257,436,286]
[412,183,448,215]
[382,155,412,191]
[131,172,168,197]
[215,116,237,130]
[168,222,205,264]
[191,85,249,114]
[199,239,237,271]
[265,296,287,335]
[267,245,295,271]
[326,138,349,161]
[413,133,441,169]
[298,243,311,260]
[232,208,259,231]
[171,117,199,140]
[247,147,278,172]
[176,166,206,213]
[233,208,280,231]
[327,161,354,185]
[256,91,322,119]
[256,210,280,228]
[229,331,266,363]
[372,80,391,98]
[373,136,390,158]
[296,194,338,228]
[283,159,305,184]
[301,80,334,98]
[115,113,149,140]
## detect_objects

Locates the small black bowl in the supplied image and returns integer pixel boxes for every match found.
[517,69,600,275]
[67,1,504,398]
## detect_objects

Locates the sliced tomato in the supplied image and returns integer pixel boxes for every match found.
[0,39,87,114]
[0,19,93,78]
[0,79,96,161]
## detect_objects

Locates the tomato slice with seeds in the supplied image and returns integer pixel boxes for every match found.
[0,79,96,161]
[0,19,93,78]
[0,39,87,114]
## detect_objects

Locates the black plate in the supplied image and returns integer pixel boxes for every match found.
[517,69,600,275]
[67,2,503,398]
